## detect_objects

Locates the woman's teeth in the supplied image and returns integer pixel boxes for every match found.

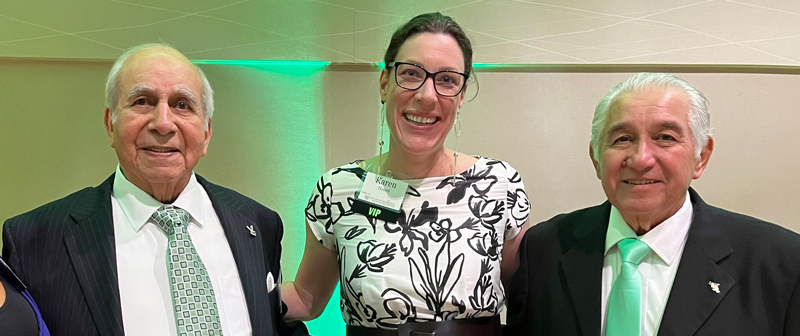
[404,114,437,125]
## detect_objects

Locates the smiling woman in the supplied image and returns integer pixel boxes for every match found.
[281,12,532,336]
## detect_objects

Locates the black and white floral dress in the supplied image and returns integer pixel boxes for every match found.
[305,157,530,329]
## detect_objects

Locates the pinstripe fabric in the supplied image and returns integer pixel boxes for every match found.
[2,174,288,336]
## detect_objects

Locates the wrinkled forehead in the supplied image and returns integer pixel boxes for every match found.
[119,48,202,95]
[604,87,691,133]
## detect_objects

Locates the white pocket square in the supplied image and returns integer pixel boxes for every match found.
[266,272,276,292]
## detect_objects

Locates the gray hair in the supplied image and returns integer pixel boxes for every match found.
[590,72,711,161]
[104,43,214,128]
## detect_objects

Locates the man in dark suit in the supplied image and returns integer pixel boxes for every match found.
[2,44,305,336]
[505,73,800,336]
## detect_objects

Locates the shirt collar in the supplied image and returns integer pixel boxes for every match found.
[604,191,694,266]
[112,165,206,232]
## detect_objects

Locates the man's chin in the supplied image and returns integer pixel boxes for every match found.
[612,197,664,216]
[137,167,190,185]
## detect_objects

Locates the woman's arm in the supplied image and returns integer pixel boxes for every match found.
[501,223,529,288]
[281,223,340,321]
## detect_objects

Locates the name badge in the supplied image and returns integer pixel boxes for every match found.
[357,172,408,212]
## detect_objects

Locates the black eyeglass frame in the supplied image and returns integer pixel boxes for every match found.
[386,61,468,97]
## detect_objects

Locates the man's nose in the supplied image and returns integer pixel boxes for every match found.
[626,140,656,170]
[150,101,177,135]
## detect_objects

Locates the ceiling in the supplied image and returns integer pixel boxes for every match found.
[2,0,799,64]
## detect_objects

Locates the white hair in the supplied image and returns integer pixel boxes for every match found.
[104,43,214,128]
[590,72,712,161]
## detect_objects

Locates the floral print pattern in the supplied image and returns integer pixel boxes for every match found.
[306,157,530,329]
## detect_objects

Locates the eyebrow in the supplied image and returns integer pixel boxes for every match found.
[125,85,198,106]
[402,59,461,72]
[605,121,686,137]
[126,85,155,101]
[605,122,630,137]
[656,121,685,135]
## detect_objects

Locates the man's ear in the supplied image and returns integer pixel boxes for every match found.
[104,107,115,148]
[202,119,212,156]
[589,143,601,179]
[693,137,714,179]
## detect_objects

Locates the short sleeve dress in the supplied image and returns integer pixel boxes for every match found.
[305,157,530,329]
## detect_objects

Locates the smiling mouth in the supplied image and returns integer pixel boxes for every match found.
[143,147,179,153]
[404,113,438,126]
[624,179,659,185]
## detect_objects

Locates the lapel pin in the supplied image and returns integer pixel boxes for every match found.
[708,281,720,294]
[247,225,257,237]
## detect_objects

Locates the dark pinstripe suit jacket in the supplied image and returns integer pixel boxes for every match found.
[2,174,290,336]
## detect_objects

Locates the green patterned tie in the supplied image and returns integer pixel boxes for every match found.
[605,238,651,336]
[152,205,223,336]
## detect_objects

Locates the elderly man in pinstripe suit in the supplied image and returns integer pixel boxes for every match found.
[2,43,305,336]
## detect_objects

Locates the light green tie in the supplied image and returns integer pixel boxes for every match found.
[152,205,223,336]
[605,238,651,336]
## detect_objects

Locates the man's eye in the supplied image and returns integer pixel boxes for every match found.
[657,134,676,141]
[613,136,631,143]
[134,98,148,105]
[176,101,189,110]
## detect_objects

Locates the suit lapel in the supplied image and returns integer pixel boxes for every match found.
[561,203,611,336]
[198,176,272,336]
[63,174,124,336]
[658,189,734,336]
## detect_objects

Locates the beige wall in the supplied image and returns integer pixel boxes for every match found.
[0,59,118,221]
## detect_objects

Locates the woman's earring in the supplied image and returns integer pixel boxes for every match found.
[452,110,461,186]
[454,110,462,137]
[378,102,387,175]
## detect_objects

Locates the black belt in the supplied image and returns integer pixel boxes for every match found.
[346,315,501,336]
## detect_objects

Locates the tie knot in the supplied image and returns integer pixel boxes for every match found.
[617,238,650,265]
[151,205,189,236]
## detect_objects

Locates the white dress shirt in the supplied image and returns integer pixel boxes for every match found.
[112,166,252,336]
[601,191,693,336]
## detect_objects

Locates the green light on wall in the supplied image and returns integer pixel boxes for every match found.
[194,60,330,76]
[194,59,330,67]
[197,60,343,336]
